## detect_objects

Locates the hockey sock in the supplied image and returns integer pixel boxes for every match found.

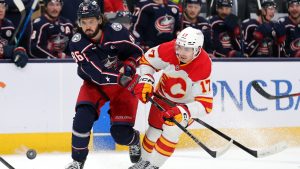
[72,105,98,162]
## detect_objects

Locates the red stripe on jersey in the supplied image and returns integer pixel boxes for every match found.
[142,136,155,153]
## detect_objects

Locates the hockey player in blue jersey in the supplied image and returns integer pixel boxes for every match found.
[0,0,28,68]
[131,0,181,51]
[209,0,243,57]
[30,0,73,58]
[65,1,144,169]
[181,0,213,56]
[242,0,286,57]
[279,0,300,57]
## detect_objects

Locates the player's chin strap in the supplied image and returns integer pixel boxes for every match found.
[146,95,232,158]
[153,93,288,158]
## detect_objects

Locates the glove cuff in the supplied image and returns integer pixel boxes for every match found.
[139,74,155,85]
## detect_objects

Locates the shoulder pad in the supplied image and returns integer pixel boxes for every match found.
[33,18,41,23]
[111,23,123,31]
[71,33,81,43]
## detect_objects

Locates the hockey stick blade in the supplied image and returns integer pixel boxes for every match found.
[252,81,300,99]
[0,157,15,169]
[194,118,288,158]
[256,141,288,158]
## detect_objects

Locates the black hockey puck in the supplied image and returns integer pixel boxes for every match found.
[26,149,37,160]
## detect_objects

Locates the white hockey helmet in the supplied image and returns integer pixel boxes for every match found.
[176,27,204,58]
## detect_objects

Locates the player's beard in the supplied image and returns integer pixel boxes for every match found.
[85,25,100,38]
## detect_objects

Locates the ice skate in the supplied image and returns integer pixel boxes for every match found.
[128,158,150,169]
[65,160,85,169]
[129,133,141,163]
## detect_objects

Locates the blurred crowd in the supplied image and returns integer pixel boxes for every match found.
[0,0,299,68]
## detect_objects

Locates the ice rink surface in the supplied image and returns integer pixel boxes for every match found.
[1,147,300,169]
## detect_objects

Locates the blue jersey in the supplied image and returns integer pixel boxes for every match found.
[0,18,15,58]
[242,18,285,57]
[30,15,73,58]
[69,22,143,86]
[279,16,300,57]
[209,15,241,57]
[182,15,213,54]
[131,0,180,49]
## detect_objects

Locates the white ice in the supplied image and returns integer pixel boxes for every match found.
[1,147,300,169]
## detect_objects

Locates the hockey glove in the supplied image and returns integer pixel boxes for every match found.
[163,105,191,126]
[12,47,28,68]
[133,74,154,103]
[224,14,241,37]
[271,22,286,44]
[118,58,137,87]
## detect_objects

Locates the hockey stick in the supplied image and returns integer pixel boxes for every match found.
[0,157,15,169]
[147,95,232,158]
[252,81,300,99]
[193,118,288,158]
[15,0,39,46]
[9,0,26,45]
[153,93,288,158]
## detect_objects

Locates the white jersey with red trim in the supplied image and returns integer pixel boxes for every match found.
[140,40,213,117]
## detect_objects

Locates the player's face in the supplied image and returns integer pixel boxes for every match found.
[262,6,276,21]
[0,3,6,20]
[80,17,101,38]
[288,3,300,19]
[217,7,232,19]
[175,44,194,63]
[185,4,201,19]
[46,1,62,18]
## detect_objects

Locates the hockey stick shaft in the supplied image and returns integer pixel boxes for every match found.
[16,0,39,46]
[147,95,231,158]
[153,93,288,157]
[0,157,15,169]
[9,0,26,45]
[252,81,300,99]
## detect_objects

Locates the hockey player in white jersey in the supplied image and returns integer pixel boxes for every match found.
[130,27,213,169]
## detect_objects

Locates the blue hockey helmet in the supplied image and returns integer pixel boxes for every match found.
[77,0,101,20]
[186,0,202,5]
[44,0,63,6]
[216,0,233,8]
[288,0,300,6]
[261,0,277,8]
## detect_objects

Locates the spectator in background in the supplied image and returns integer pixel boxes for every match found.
[209,0,243,57]
[242,0,286,57]
[279,0,300,57]
[5,0,39,58]
[131,0,180,51]
[0,0,28,68]
[182,0,213,56]
[30,0,73,59]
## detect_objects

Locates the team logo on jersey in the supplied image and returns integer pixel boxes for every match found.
[155,15,175,34]
[71,33,81,42]
[290,38,300,51]
[219,32,232,49]
[5,30,12,37]
[111,23,122,31]
[103,55,118,69]
[159,73,187,98]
